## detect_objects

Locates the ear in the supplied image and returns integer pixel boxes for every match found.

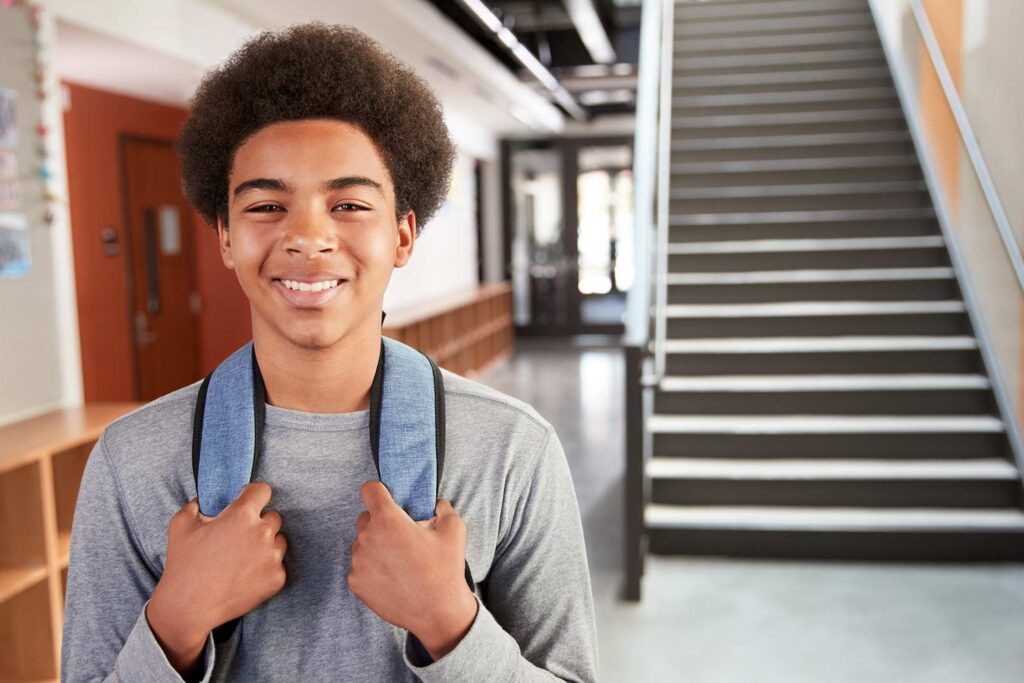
[394,211,416,268]
[216,215,235,270]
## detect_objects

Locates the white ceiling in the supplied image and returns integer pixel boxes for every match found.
[49,0,565,152]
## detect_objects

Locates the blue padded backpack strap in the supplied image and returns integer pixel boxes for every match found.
[192,342,267,518]
[191,341,267,645]
[368,337,445,520]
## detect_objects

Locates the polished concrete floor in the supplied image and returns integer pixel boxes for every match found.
[478,342,1024,683]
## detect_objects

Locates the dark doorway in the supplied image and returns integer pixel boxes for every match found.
[503,136,634,337]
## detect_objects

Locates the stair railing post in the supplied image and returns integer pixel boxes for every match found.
[623,344,646,601]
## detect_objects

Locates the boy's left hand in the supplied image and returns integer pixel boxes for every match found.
[348,481,478,659]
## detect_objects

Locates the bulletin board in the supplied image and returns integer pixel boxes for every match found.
[0,2,49,278]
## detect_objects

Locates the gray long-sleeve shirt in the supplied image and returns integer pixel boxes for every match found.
[60,368,598,681]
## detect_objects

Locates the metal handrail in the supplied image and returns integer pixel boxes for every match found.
[908,0,1024,293]
[626,0,662,348]
[652,0,674,382]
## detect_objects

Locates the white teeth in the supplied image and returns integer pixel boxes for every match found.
[280,279,340,292]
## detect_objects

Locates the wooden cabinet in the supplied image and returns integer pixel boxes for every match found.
[0,404,141,681]
[383,282,514,377]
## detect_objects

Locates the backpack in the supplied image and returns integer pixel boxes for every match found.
[191,335,472,647]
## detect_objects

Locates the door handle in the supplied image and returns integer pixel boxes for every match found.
[143,208,161,314]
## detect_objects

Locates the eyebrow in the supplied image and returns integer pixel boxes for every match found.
[231,176,384,200]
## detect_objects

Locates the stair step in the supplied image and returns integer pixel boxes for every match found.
[674,48,885,73]
[671,154,915,173]
[647,457,1017,481]
[675,0,871,22]
[674,30,879,55]
[664,300,966,319]
[672,130,908,152]
[667,235,943,254]
[671,180,924,199]
[658,374,990,393]
[674,66,889,89]
[673,87,895,109]
[659,336,977,354]
[671,208,937,229]
[646,414,1002,435]
[659,336,981,379]
[676,12,875,38]
[673,108,904,131]
[666,267,954,285]
[665,267,958,304]
[645,504,1024,531]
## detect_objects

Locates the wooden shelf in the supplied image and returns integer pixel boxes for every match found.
[0,565,48,605]
[384,282,514,378]
[0,404,141,680]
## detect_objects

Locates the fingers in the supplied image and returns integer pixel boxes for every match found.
[228,481,273,516]
[262,510,283,537]
[359,481,396,515]
[433,499,466,539]
[273,532,288,562]
[172,498,202,528]
[356,511,370,533]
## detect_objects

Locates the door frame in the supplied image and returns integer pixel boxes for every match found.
[117,133,202,400]
[501,134,634,337]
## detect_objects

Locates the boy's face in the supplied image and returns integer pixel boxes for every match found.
[217,119,414,351]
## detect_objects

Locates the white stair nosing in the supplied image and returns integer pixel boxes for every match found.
[646,457,1019,481]
[658,336,978,354]
[645,504,1024,532]
[664,301,965,318]
[672,131,909,151]
[674,66,889,88]
[670,208,935,227]
[667,235,943,255]
[675,0,873,22]
[646,414,1004,435]
[671,51,888,72]
[665,267,954,285]
[674,87,895,108]
[671,155,917,173]
[676,16,876,40]
[672,109,904,129]
[675,30,880,54]
[671,180,925,199]
[658,373,990,393]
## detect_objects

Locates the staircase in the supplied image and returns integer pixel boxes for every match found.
[644,0,1024,560]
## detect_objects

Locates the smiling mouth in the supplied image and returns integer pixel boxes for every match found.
[277,278,343,293]
[271,278,348,308]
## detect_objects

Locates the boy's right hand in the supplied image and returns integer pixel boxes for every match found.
[146,482,287,671]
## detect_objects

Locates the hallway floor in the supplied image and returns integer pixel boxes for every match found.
[478,342,1024,683]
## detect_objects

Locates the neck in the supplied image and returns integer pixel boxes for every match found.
[251,314,381,414]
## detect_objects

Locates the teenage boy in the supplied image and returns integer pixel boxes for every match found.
[61,23,597,682]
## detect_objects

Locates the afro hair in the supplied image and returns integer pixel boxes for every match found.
[178,22,455,235]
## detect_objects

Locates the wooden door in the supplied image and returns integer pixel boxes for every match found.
[121,138,201,400]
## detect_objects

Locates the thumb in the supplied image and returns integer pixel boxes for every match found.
[174,497,203,528]
[360,481,397,515]
[433,499,464,536]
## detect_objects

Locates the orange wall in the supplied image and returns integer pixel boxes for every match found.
[62,82,250,402]
[919,0,964,211]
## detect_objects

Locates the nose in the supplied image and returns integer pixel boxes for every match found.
[281,204,337,257]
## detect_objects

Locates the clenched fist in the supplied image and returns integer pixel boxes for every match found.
[348,481,478,660]
[147,482,288,675]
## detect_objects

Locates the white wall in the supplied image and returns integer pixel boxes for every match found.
[385,149,479,312]
[0,6,81,426]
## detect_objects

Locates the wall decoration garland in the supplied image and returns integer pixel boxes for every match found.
[0,0,53,277]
